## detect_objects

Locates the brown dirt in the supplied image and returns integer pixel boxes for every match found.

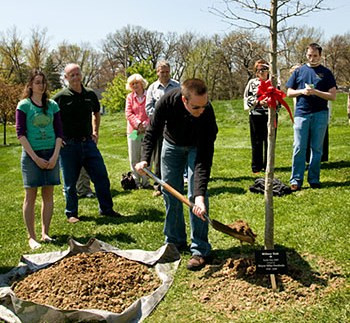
[190,252,347,319]
[12,252,161,313]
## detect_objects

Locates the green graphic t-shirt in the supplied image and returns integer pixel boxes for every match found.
[17,98,60,151]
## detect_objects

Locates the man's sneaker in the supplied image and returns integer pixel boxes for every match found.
[187,255,207,271]
[100,210,122,217]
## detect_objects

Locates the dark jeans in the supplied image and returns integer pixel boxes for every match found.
[249,113,277,172]
[152,136,163,191]
[60,138,113,217]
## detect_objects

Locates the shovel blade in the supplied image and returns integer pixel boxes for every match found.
[211,219,255,244]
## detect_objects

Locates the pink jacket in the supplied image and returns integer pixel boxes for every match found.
[125,91,149,134]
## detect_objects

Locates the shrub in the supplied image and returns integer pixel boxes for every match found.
[101,58,157,113]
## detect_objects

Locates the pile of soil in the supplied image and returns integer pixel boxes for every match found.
[13,252,161,313]
[190,252,346,319]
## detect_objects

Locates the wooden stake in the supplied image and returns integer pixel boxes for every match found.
[270,274,277,291]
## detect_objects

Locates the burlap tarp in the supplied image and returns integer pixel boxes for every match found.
[0,238,181,323]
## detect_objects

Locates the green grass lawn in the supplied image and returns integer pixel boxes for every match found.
[0,94,349,322]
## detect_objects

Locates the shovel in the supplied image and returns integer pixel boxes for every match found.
[143,168,255,244]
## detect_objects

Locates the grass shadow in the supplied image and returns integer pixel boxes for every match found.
[208,186,246,196]
[110,188,123,198]
[275,160,350,173]
[110,188,155,198]
[321,160,350,170]
[48,233,136,247]
[210,176,256,183]
[95,208,164,225]
[274,166,291,172]
[321,180,350,188]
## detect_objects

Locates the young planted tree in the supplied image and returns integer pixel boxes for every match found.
[210,0,328,253]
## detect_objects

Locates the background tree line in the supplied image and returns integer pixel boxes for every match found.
[1,24,349,127]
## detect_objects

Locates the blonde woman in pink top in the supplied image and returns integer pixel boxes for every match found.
[125,74,151,188]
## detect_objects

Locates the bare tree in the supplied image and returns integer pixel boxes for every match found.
[210,0,329,267]
[102,25,165,78]
[324,34,350,87]
[50,42,102,87]
[220,30,268,97]
[0,27,27,83]
[279,25,323,67]
[170,32,198,81]
[131,26,164,67]
[278,25,323,84]
[26,27,49,70]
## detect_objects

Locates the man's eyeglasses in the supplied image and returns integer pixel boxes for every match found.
[189,102,210,110]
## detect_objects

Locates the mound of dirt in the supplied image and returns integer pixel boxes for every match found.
[13,252,161,313]
[190,252,346,319]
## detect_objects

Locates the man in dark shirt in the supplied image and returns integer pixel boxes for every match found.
[136,79,218,271]
[53,63,121,223]
[146,60,180,197]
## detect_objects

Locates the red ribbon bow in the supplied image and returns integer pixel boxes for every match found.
[257,79,294,126]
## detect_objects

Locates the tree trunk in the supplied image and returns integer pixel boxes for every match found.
[3,116,7,146]
[264,0,278,250]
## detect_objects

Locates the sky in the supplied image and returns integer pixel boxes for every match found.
[0,0,349,48]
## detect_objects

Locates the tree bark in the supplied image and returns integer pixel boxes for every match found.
[264,0,278,250]
[3,116,7,146]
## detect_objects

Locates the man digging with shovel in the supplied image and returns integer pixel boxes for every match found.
[135,78,218,271]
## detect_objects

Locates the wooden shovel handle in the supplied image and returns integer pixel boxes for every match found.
[143,168,194,208]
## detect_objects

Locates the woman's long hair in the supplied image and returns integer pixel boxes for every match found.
[22,69,49,114]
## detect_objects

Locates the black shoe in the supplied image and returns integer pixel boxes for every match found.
[100,210,122,217]
[310,183,321,189]
[175,243,190,254]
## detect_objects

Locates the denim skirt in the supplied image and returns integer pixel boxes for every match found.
[21,148,61,188]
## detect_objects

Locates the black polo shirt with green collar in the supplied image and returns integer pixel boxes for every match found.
[53,85,100,139]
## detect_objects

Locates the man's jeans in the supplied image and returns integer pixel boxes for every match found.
[161,139,211,257]
[290,110,328,187]
[60,139,114,217]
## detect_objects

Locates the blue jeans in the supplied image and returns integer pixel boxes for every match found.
[161,139,211,257]
[60,138,113,217]
[290,110,328,187]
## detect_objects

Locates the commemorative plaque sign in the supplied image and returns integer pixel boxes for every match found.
[255,250,287,274]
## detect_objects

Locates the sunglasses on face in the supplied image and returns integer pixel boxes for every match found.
[189,102,210,110]
[257,68,269,73]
